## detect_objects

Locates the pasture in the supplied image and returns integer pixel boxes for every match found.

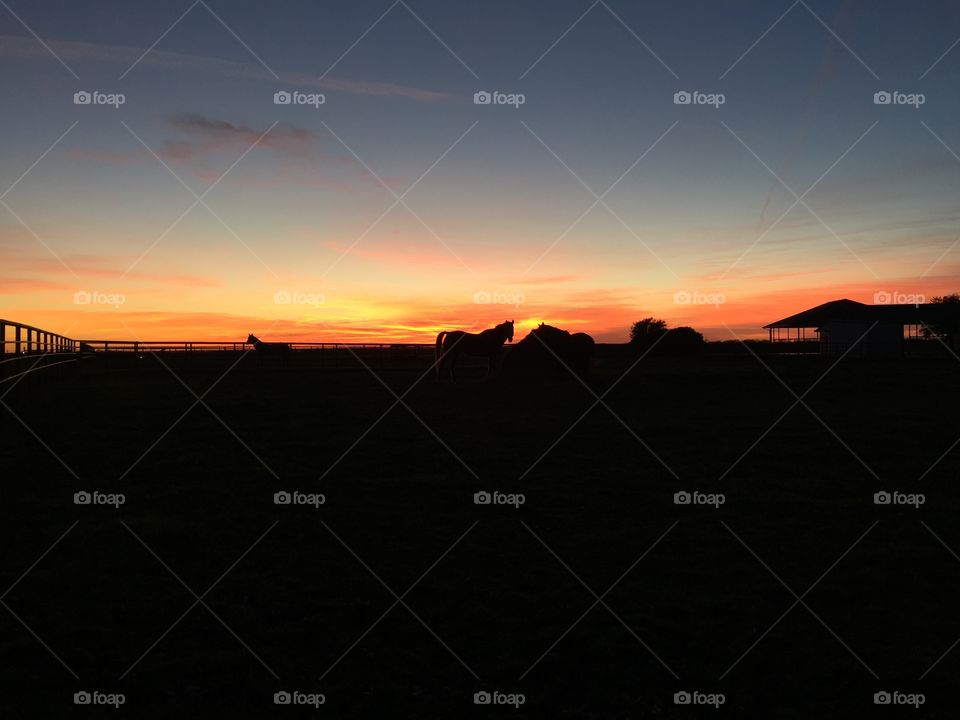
[2,349,960,717]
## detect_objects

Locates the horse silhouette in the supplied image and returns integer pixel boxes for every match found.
[502,323,595,380]
[435,320,514,381]
[246,333,291,365]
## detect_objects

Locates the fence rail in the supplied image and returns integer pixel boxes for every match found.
[0,318,78,357]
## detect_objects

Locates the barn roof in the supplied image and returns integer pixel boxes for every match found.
[764,299,960,329]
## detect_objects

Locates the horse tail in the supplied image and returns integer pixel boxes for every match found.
[435,331,448,378]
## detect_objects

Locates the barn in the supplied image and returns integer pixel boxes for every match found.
[764,298,959,357]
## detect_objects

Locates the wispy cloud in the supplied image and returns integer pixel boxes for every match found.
[0,35,453,102]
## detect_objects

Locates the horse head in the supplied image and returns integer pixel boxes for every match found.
[503,319,514,342]
[246,333,258,344]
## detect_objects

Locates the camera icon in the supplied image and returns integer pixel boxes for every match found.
[873,291,891,304]
[274,91,292,105]
[273,290,292,305]
[274,690,292,704]
[474,91,491,105]
[474,691,491,705]
[274,491,292,505]
[673,491,691,505]
[473,291,491,304]
[73,91,91,105]
[673,91,691,105]
[73,290,91,305]
[74,491,92,505]
[674,690,691,705]
[673,290,691,305]
[874,491,891,505]
[874,91,891,105]
[74,691,92,704]
[873,690,891,705]
[474,491,491,505]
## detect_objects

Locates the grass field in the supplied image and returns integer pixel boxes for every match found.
[2,349,960,717]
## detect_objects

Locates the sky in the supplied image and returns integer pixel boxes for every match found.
[2,0,960,343]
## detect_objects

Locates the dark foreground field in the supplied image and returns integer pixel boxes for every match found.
[2,350,960,717]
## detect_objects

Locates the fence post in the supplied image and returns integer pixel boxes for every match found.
[0,321,5,360]
[15,325,21,355]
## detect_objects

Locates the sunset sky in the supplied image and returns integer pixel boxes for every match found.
[2,0,960,342]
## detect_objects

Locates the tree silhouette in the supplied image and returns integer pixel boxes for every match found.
[629,317,667,345]
[921,293,960,346]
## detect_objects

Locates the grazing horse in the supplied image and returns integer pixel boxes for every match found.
[435,320,514,381]
[246,333,291,365]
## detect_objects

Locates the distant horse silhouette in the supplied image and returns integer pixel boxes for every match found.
[435,320,514,381]
[502,323,595,380]
[246,333,291,365]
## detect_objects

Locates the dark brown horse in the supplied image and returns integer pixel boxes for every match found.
[435,320,514,381]
[246,333,291,365]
